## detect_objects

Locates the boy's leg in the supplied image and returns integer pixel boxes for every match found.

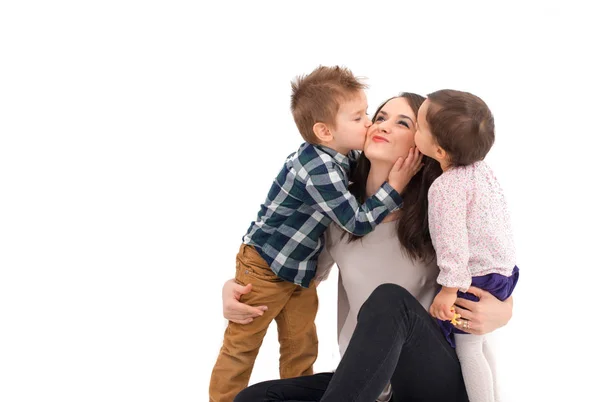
[209,245,298,402]
[454,333,495,402]
[275,279,319,378]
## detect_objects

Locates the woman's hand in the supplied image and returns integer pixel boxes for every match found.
[452,286,513,335]
[222,279,268,324]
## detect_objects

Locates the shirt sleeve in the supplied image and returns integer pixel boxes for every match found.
[303,161,403,236]
[429,174,472,292]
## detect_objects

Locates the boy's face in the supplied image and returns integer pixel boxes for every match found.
[414,100,440,160]
[328,90,371,154]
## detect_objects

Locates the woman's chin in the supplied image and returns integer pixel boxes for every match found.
[365,148,400,165]
[365,153,395,165]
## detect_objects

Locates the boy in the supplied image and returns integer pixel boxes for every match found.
[209,66,420,402]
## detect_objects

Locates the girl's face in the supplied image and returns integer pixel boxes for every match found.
[414,99,440,160]
[364,97,417,164]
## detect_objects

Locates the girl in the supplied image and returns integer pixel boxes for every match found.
[415,89,520,402]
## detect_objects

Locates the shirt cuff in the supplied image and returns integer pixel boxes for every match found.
[375,182,404,212]
[437,275,472,293]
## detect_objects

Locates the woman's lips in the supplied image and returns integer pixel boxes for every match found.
[372,135,389,143]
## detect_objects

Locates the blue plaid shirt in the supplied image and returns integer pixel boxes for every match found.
[243,143,403,287]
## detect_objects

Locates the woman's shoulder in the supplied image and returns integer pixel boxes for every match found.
[325,223,346,249]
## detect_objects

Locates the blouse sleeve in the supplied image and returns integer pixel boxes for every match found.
[314,226,338,282]
[428,173,472,292]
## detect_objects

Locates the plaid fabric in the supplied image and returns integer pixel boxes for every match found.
[243,143,403,287]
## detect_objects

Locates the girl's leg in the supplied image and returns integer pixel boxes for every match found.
[482,336,502,401]
[320,284,468,402]
[454,333,494,402]
[234,372,333,402]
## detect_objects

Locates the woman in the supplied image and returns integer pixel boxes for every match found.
[222,93,514,401]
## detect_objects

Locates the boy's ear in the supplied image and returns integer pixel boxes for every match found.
[313,122,333,143]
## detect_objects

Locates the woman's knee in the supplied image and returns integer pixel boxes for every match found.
[233,384,263,402]
[369,283,413,306]
[232,389,248,402]
[358,283,421,318]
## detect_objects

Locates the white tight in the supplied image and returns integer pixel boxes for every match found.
[454,334,502,402]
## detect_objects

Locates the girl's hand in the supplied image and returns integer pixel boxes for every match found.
[222,279,268,324]
[453,286,513,335]
[429,289,458,321]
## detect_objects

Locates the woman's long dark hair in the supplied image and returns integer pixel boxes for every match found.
[348,93,443,262]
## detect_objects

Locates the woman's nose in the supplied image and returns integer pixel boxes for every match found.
[378,122,390,134]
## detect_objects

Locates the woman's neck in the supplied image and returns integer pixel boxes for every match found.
[366,160,393,197]
[366,160,402,223]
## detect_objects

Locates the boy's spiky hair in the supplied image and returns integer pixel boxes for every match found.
[291,66,366,143]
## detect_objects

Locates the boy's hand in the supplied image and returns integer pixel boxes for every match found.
[429,288,458,321]
[388,147,424,194]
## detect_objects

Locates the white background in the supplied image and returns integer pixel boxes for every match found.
[1,1,599,401]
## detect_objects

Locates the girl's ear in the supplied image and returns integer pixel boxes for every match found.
[435,146,447,161]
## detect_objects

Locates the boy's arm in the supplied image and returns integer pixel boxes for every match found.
[429,176,471,292]
[304,162,402,236]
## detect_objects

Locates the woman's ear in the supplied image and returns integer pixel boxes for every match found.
[313,122,333,143]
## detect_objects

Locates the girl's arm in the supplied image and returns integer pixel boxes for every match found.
[428,172,472,293]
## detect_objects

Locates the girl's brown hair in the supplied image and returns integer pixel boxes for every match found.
[426,89,495,167]
[348,93,442,262]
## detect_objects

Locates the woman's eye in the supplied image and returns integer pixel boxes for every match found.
[375,115,385,122]
[398,121,409,128]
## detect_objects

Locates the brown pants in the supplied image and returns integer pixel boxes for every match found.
[209,244,319,402]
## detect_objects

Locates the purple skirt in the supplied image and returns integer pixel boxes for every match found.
[438,266,520,347]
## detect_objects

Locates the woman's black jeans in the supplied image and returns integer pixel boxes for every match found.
[235,283,468,401]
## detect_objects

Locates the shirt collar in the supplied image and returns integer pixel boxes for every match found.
[315,145,351,172]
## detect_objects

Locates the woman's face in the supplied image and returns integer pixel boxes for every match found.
[364,97,417,164]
